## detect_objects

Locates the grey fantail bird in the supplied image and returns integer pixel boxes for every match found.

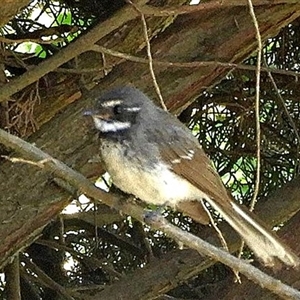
[85,86,299,268]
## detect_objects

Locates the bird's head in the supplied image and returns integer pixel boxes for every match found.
[85,86,152,134]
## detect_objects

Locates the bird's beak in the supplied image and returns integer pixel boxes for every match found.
[83,109,112,122]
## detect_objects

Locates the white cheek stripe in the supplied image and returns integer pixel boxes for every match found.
[93,117,130,132]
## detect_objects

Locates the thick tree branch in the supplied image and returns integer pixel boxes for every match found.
[84,212,300,300]
[0,0,30,26]
[0,1,147,103]
[0,130,300,299]
[144,214,300,300]
[4,256,21,300]
[141,0,300,16]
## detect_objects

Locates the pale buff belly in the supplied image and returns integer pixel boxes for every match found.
[100,140,208,207]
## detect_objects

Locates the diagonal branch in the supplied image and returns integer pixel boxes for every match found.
[21,255,77,300]
[140,0,300,16]
[0,1,147,103]
[1,129,300,299]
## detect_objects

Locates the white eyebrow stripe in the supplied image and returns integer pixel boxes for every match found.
[102,99,123,107]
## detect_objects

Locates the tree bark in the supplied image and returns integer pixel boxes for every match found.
[0,0,30,26]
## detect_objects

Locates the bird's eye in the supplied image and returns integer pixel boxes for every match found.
[113,105,122,115]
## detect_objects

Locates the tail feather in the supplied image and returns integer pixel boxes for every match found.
[208,200,300,267]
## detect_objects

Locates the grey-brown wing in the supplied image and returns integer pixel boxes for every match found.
[158,125,232,207]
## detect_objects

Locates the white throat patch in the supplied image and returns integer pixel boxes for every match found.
[93,117,130,132]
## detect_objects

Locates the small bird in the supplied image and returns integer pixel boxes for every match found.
[85,86,299,267]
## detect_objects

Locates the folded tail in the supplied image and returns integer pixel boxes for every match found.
[208,199,299,268]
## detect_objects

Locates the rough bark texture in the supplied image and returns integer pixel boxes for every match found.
[0,0,30,26]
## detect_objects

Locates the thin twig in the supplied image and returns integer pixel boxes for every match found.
[265,66,300,173]
[201,200,243,283]
[0,36,64,45]
[1,155,50,168]
[237,0,263,264]
[126,0,167,110]
[248,0,262,213]
[36,239,123,279]
[200,200,228,252]
[89,44,300,78]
